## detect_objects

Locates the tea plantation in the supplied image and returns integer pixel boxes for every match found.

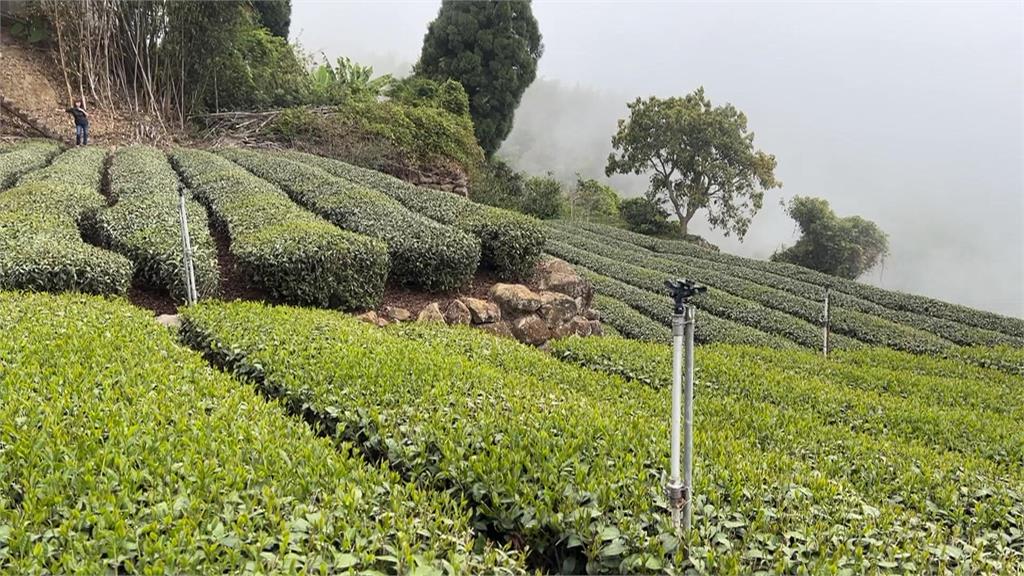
[0,139,1022,574]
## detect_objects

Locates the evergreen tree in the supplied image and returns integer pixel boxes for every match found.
[416,0,543,156]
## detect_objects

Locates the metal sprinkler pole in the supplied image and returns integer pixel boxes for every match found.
[822,288,831,357]
[178,187,198,305]
[665,278,706,535]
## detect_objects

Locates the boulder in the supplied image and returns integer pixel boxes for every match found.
[156,314,180,329]
[355,311,379,325]
[537,291,578,329]
[417,302,446,323]
[510,315,551,346]
[478,320,514,339]
[462,297,501,324]
[552,315,593,339]
[588,320,603,336]
[385,306,411,322]
[583,308,601,321]
[536,257,593,306]
[444,299,472,325]
[489,283,542,315]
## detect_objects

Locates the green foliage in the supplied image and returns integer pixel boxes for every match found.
[567,176,620,224]
[389,76,471,117]
[619,197,672,236]
[549,222,953,354]
[270,99,483,175]
[591,293,671,342]
[0,292,522,574]
[169,148,388,309]
[773,195,890,280]
[606,88,780,238]
[223,148,480,291]
[416,0,543,156]
[183,300,1024,573]
[544,228,858,350]
[470,158,565,219]
[90,146,220,300]
[287,152,546,280]
[571,220,1024,342]
[307,56,394,105]
[0,140,61,189]
[0,148,132,295]
[252,0,291,38]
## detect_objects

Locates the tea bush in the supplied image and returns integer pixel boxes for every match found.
[0,148,131,294]
[221,148,480,291]
[169,148,388,309]
[91,146,220,299]
[0,291,522,574]
[0,139,60,189]
[286,151,546,279]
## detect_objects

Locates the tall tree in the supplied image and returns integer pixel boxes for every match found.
[606,88,780,239]
[772,196,889,279]
[252,0,291,38]
[416,0,543,156]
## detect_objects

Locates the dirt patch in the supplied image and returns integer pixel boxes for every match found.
[210,223,268,303]
[127,285,176,316]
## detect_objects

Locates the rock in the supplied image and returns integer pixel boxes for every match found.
[588,320,603,336]
[462,297,501,324]
[552,315,593,339]
[385,306,411,322]
[478,321,514,339]
[417,302,446,323]
[444,299,472,325]
[355,311,379,325]
[489,283,542,315]
[156,314,180,329]
[510,315,551,346]
[535,257,593,306]
[583,308,601,321]
[537,291,578,329]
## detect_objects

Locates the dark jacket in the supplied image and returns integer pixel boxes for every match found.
[66,106,88,126]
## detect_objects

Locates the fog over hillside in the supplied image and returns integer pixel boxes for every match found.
[292,0,1023,317]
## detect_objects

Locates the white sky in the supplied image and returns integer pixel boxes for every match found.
[292,0,1024,316]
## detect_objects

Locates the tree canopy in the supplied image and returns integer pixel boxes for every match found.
[772,196,889,279]
[605,88,780,239]
[252,0,291,39]
[619,197,672,236]
[415,0,543,157]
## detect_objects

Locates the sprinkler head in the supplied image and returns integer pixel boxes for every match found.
[665,278,707,314]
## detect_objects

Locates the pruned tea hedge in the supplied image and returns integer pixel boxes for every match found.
[0,147,131,294]
[170,148,388,309]
[0,140,60,189]
[286,151,546,280]
[221,148,480,291]
[92,146,220,299]
[0,291,522,574]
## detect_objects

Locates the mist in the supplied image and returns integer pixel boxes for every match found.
[291,0,1023,317]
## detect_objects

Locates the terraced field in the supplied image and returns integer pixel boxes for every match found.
[1,291,1021,573]
[1,138,1022,574]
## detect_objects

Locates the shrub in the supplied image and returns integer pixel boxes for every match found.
[619,197,672,236]
[0,291,522,574]
[181,300,1024,573]
[591,293,670,342]
[574,220,1024,339]
[0,139,61,189]
[91,146,220,300]
[169,148,388,309]
[286,151,547,279]
[547,222,953,354]
[0,148,132,295]
[544,235,857,349]
[221,148,480,291]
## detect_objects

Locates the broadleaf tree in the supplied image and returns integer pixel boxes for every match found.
[606,87,780,239]
[416,0,543,156]
[772,196,889,279]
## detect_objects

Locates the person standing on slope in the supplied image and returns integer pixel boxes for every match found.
[65,100,89,146]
